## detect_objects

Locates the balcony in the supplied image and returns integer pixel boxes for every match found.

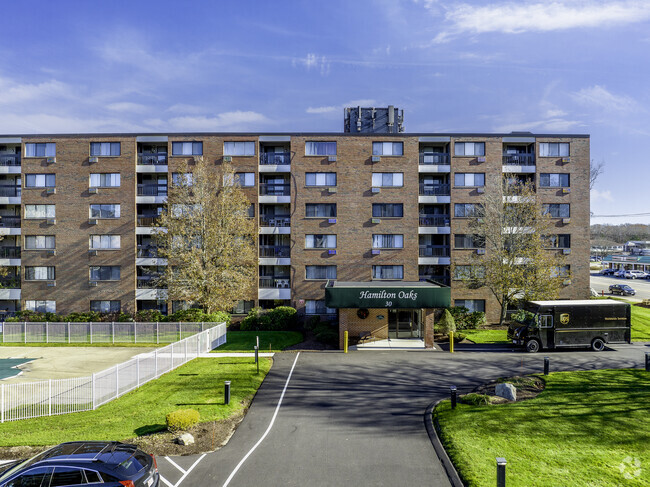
[419,153,451,173]
[502,153,536,173]
[260,152,291,165]
[418,215,451,235]
[0,155,21,166]
[259,215,291,235]
[418,245,450,257]
[419,275,450,286]
[259,183,290,196]
[419,183,450,196]
[0,216,21,228]
[0,246,21,258]
[137,215,160,227]
[136,277,164,289]
[137,246,159,258]
[0,185,21,197]
[259,276,291,289]
[137,184,168,196]
[0,278,21,289]
[259,245,290,258]
[137,153,168,165]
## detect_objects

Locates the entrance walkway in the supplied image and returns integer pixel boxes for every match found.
[353,338,440,351]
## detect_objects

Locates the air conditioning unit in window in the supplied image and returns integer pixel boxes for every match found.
[89,156,99,163]
[327,187,338,193]
[46,281,56,287]
[223,156,232,162]
[328,218,337,224]
[46,157,56,164]
[46,188,56,195]
[477,157,486,162]
[371,187,381,193]
[88,187,98,194]
[562,187,571,194]
[476,187,485,194]
[371,218,381,224]
[46,218,56,225]
[328,155,337,162]
[562,218,571,224]
[372,156,381,162]
[88,249,98,256]
[371,249,380,255]
[476,249,486,255]
[561,157,571,163]
[328,249,337,255]
[562,248,571,255]
[46,249,56,256]
[88,219,98,225]
[563,279,572,286]
[89,281,98,287]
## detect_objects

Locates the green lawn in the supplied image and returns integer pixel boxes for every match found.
[212,331,304,352]
[0,357,270,446]
[463,329,508,344]
[435,369,650,486]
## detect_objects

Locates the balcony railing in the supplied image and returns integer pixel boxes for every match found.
[418,215,450,227]
[0,278,21,289]
[137,184,168,196]
[259,276,291,288]
[419,153,450,165]
[0,216,21,228]
[260,215,291,227]
[419,245,450,257]
[137,246,160,258]
[260,152,291,165]
[419,183,450,196]
[419,275,450,286]
[259,183,290,196]
[136,277,165,289]
[259,245,290,258]
[502,153,535,165]
[0,155,21,166]
[137,215,160,227]
[0,185,20,197]
[0,246,21,258]
[137,153,168,165]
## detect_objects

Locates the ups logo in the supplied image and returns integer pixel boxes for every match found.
[560,313,570,325]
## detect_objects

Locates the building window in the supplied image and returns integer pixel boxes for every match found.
[454,173,485,187]
[454,299,485,312]
[552,265,571,278]
[172,172,193,186]
[305,142,336,156]
[546,234,571,248]
[90,142,121,156]
[247,204,255,218]
[453,265,485,280]
[306,265,337,280]
[235,172,255,187]
[454,234,485,249]
[89,266,121,281]
[372,234,403,249]
[372,142,403,156]
[372,203,403,218]
[305,172,336,186]
[305,204,336,218]
[90,300,121,313]
[90,204,121,219]
[25,300,55,313]
[172,142,203,156]
[232,300,255,314]
[305,234,336,249]
[372,265,404,279]
[539,173,570,187]
[454,142,485,156]
[224,142,255,156]
[25,174,56,188]
[372,173,403,187]
[25,235,55,250]
[454,203,482,217]
[89,235,121,250]
[543,204,570,218]
[539,143,569,157]
[24,143,55,157]
[89,173,120,188]
[25,266,55,280]
[25,205,55,219]
[305,299,336,315]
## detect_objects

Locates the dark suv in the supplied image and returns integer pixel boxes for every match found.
[609,284,636,296]
[0,441,158,487]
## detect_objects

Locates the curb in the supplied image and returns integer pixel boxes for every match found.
[424,399,465,487]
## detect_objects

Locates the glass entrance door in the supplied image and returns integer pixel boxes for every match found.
[388,310,421,339]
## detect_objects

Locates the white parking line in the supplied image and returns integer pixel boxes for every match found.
[160,453,207,487]
[222,352,300,487]
[164,456,187,474]
[159,475,174,487]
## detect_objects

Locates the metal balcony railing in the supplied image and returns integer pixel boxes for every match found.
[502,153,535,165]
[0,155,21,166]
[419,183,450,196]
[419,153,450,165]
[418,245,450,257]
[0,278,21,289]
[0,216,21,228]
[419,275,450,286]
[137,215,160,227]
[259,245,290,258]
[136,277,165,289]
[260,152,291,165]
[259,215,291,227]
[418,215,450,227]
[137,246,159,258]
[137,153,168,165]
[0,247,21,258]
[259,276,291,288]
[259,183,290,196]
[137,184,168,196]
[0,185,21,197]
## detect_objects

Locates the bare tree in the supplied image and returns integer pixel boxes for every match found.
[590,159,605,190]
[152,160,256,313]
[457,177,567,325]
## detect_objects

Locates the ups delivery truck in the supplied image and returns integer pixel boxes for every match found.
[507,299,631,353]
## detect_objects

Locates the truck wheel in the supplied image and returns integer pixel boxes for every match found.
[525,339,541,353]
[591,338,606,352]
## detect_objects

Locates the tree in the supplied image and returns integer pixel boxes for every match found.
[458,176,567,325]
[590,159,604,190]
[152,160,256,313]
[438,309,456,336]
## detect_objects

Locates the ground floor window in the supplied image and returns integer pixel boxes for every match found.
[90,300,121,313]
[305,300,336,315]
[25,300,56,313]
[137,300,167,314]
[454,299,485,312]
[232,300,255,314]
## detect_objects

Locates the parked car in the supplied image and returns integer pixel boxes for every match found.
[624,270,647,279]
[614,269,627,278]
[0,441,158,487]
[600,268,616,276]
[609,284,636,296]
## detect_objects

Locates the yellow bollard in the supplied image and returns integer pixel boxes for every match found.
[344,331,348,354]
[450,331,454,353]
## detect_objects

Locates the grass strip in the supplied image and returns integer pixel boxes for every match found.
[212,331,303,352]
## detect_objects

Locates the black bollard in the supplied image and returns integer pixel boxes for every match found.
[255,345,259,374]
[450,385,457,409]
[496,457,507,487]
[544,356,550,376]
[224,380,231,405]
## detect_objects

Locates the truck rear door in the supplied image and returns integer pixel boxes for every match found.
[539,314,554,349]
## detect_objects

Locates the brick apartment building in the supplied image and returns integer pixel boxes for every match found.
[0,108,590,347]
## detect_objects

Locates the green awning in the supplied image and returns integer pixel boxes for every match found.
[325,281,450,309]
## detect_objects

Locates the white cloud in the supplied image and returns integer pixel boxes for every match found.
[106,102,148,113]
[430,1,650,43]
[166,104,207,115]
[166,111,270,131]
[495,117,583,133]
[572,85,637,111]
[292,53,331,76]
[306,99,377,115]
[0,78,72,105]
[591,189,615,202]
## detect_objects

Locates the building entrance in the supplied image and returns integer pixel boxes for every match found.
[388,309,421,339]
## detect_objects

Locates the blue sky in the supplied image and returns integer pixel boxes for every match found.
[2,0,650,224]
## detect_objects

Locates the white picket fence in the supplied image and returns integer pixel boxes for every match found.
[0,323,227,422]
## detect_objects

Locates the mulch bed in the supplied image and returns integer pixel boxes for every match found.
[465,375,546,404]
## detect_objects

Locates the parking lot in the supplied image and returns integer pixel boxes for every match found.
[590,272,650,301]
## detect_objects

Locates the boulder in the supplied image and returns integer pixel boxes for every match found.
[176,433,195,446]
[495,382,517,401]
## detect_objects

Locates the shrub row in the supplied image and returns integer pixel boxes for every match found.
[447,306,486,330]
[240,307,297,331]
[5,308,231,325]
